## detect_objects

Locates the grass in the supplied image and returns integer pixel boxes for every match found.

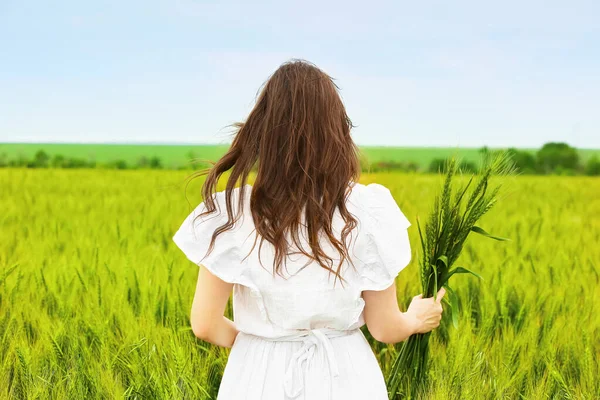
[1,168,599,399]
[2,143,600,169]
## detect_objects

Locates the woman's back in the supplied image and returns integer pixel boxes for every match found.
[172,59,444,400]
[173,181,412,399]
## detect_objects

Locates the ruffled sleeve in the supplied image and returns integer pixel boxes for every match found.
[356,183,412,291]
[172,190,248,284]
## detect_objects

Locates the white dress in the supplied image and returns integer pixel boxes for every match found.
[172,182,412,400]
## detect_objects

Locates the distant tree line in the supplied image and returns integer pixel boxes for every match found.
[363,158,481,174]
[364,142,600,176]
[503,143,599,176]
[1,142,599,175]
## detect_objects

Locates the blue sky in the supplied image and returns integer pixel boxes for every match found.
[1,0,598,148]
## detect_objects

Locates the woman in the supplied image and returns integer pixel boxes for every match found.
[172,59,445,400]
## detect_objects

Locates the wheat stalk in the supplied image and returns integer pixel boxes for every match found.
[386,151,516,399]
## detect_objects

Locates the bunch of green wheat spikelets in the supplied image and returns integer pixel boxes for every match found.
[387,151,516,399]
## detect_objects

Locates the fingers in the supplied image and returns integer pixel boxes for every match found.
[436,287,446,303]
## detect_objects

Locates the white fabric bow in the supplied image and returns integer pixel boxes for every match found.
[283,329,341,400]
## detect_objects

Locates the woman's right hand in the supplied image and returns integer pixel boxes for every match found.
[405,287,446,334]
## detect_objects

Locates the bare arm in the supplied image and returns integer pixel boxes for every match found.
[363,282,417,344]
[189,265,238,348]
[363,282,445,344]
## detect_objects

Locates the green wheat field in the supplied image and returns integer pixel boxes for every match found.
[1,168,599,399]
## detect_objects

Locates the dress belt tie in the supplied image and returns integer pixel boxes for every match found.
[258,328,358,400]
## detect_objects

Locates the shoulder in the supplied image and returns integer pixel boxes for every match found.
[197,184,253,220]
[347,181,411,228]
[172,184,254,267]
[346,182,413,291]
[348,182,393,199]
[174,184,253,236]
[210,184,252,206]
[347,182,397,211]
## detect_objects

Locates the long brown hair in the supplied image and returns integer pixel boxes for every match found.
[189,59,360,283]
